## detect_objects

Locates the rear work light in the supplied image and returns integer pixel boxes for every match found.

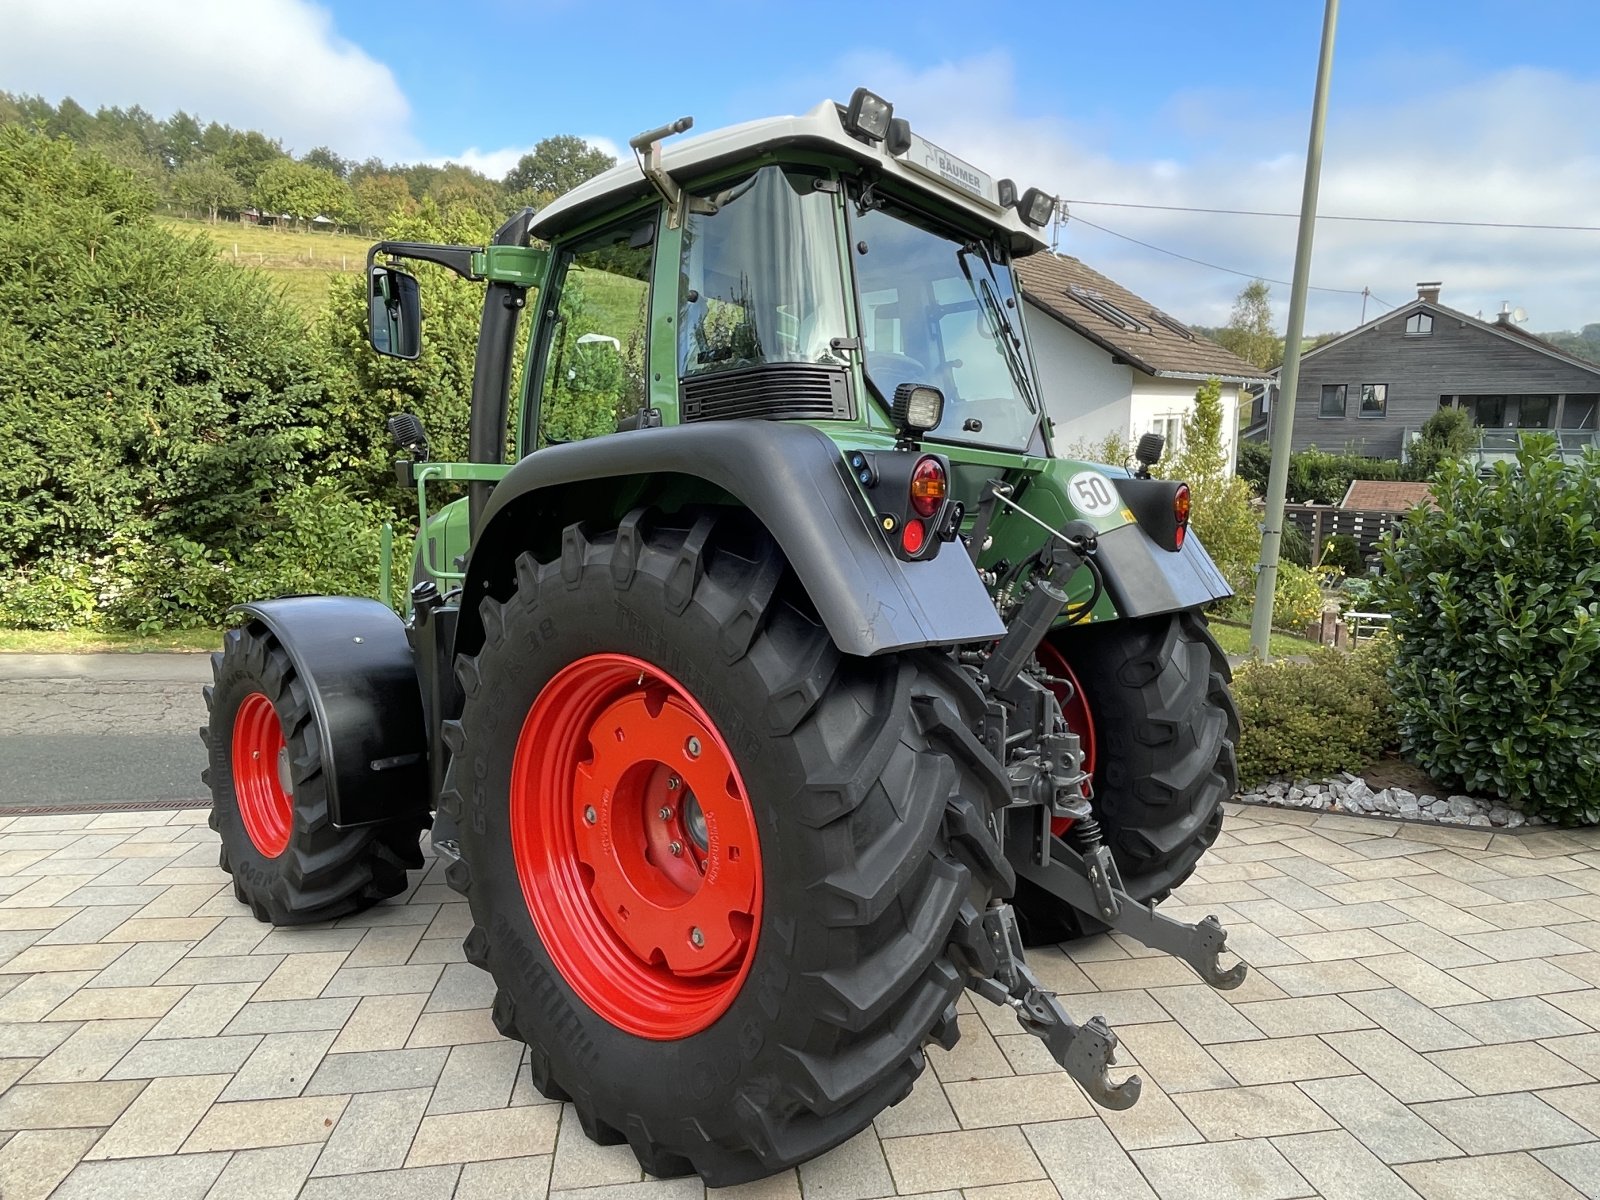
[909,456,947,517]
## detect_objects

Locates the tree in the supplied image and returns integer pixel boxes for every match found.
[302,145,350,179]
[171,158,244,221]
[1216,280,1283,370]
[1160,378,1258,591]
[218,129,287,190]
[503,135,615,206]
[253,160,349,228]
[351,171,415,233]
[1408,405,1475,479]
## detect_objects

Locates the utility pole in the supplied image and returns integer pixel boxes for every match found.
[1250,0,1339,659]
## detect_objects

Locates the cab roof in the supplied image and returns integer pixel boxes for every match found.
[528,99,1049,256]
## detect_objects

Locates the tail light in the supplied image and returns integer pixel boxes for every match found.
[1174,483,1191,548]
[909,456,947,517]
[900,519,927,555]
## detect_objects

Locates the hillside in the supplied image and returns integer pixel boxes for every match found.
[162,216,369,316]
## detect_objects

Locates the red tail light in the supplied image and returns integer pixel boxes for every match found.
[908,456,947,518]
[1174,483,1191,548]
[900,519,927,555]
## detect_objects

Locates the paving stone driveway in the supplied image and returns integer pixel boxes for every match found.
[2,802,1600,1199]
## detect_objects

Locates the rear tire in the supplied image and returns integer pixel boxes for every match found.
[203,621,427,925]
[441,508,1011,1185]
[1012,609,1239,946]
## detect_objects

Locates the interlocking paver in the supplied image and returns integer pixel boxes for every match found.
[6,804,1600,1196]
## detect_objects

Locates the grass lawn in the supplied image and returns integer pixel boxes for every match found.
[162,215,369,317]
[1207,616,1316,660]
[0,627,220,654]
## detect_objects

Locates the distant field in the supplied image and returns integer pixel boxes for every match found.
[161,216,368,316]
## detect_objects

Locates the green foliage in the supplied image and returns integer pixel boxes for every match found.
[1374,439,1600,822]
[1233,639,1396,786]
[1215,280,1283,370]
[1279,520,1311,567]
[1287,446,1406,505]
[1319,533,1363,573]
[1161,378,1258,591]
[1538,322,1600,363]
[1272,561,1325,631]
[170,158,243,221]
[1408,406,1474,479]
[253,159,351,226]
[1060,430,1133,471]
[504,135,616,207]
[1236,439,1271,494]
[0,128,342,628]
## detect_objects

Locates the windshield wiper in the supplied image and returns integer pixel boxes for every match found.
[957,242,1038,410]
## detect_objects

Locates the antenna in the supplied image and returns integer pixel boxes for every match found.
[1513,306,1528,324]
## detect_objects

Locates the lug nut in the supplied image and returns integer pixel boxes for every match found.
[685,737,701,759]
[583,806,596,825]
[666,776,680,791]
[669,841,684,857]
[658,806,674,821]
[690,927,704,948]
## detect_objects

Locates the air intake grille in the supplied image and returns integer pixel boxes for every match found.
[681,364,853,423]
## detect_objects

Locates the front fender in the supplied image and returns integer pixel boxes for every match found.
[458,423,1006,659]
[234,597,430,828]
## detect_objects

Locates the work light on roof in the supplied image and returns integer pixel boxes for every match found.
[845,88,894,143]
[1017,186,1057,229]
[891,383,945,437]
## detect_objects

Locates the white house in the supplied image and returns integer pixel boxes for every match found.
[1015,253,1269,470]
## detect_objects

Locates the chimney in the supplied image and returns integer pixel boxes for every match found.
[1416,281,1442,303]
[1496,301,1511,325]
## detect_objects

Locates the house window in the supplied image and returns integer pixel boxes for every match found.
[1405,313,1433,336]
[1518,396,1553,428]
[1151,414,1184,452]
[1360,384,1388,418]
[1319,384,1347,418]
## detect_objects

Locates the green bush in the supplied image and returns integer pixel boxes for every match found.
[1236,439,1271,494]
[1287,446,1405,505]
[1279,521,1311,567]
[1273,561,1325,631]
[1319,533,1363,574]
[1160,379,1259,592]
[1409,406,1474,479]
[1234,638,1396,786]
[1374,439,1600,822]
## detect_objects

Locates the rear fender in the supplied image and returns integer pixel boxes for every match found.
[455,423,1006,660]
[234,597,430,828]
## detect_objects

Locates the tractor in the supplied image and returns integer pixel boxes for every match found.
[202,91,1246,1185]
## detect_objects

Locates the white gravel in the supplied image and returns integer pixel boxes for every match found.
[1235,772,1543,828]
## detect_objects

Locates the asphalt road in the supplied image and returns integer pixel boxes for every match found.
[0,653,214,809]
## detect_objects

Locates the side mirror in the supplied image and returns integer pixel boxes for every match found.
[368,265,421,360]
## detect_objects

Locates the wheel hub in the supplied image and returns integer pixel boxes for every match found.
[511,653,763,1040]
[231,692,293,858]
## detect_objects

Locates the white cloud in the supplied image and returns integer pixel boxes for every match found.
[783,53,1600,332]
[430,136,623,183]
[0,0,414,160]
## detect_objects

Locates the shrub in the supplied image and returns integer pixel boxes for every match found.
[1319,533,1363,574]
[1287,446,1405,505]
[1279,521,1312,567]
[1409,406,1474,479]
[1234,638,1396,786]
[1374,439,1600,823]
[1158,379,1260,592]
[1273,561,1325,631]
[1237,439,1271,494]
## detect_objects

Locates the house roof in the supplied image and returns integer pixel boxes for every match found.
[1279,297,1600,379]
[1016,253,1271,383]
[1340,480,1435,512]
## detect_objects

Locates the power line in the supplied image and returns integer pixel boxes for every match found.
[1063,198,1600,234]
[1066,213,1399,309]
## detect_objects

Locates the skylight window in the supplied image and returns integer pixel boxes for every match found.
[1067,285,1150,333]
[1147,308,1196,341]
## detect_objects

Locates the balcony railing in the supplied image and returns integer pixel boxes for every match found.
[1400,427,1597,468]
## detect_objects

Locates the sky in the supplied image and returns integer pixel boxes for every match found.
[4,0,1600,333]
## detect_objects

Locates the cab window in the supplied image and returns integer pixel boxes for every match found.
[533,218,655,445]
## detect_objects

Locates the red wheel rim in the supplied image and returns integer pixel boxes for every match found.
[1036,641,1097,836]
[231,692,293,858]
[511,653,762,1040]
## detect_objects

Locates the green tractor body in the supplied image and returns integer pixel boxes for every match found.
[201,93,1246,1185]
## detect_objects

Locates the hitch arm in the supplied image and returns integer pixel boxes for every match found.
[1014,840,1248,990]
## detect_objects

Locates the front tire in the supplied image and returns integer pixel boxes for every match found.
[441,509,1010,1185]
[1012,609,1239,946]
[203,622,427,925]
